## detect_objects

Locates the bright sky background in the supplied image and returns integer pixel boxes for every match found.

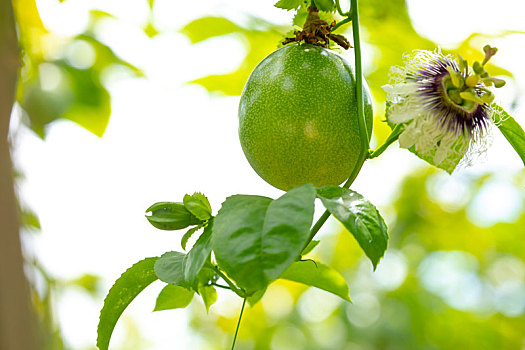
[10,0,525,349]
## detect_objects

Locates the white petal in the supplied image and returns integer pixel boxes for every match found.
[433,142,449,165]
[433,130,469,166]
[383,82,418,97]
[414,117,440,153]
[415,135,436,154]
[398,124,418,149]
[382,84,394,94]
[387,100,422,123]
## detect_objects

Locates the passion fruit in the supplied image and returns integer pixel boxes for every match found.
[239,43,373,191]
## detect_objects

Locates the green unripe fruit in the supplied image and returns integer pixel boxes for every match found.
[239,44,373,191]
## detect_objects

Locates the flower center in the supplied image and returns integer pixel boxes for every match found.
[441,75,478,115]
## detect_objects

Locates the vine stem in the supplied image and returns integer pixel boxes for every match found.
[303,0,368,251]
[231,298,247,350]
[351,0,368,149]
[335,0,348,16]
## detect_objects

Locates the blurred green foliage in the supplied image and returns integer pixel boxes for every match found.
[188,168,525,350]
[13,2,141,138]
[29,258,103,350]
[180,17,285,96]
[10,1,141,349]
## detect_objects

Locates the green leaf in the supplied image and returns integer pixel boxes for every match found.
[97,257,158,350]
[154,251,191,289]
[19,32,143,139]
[20,208,41,231]
[181,225,202,251]
[280,260,351,301]
[293,6,308,26]
[145,202,201,231]
[153,284,194,312]
[88,9,117,21]
[492,104,525,166]
[19,60,110,138]
[212,195,271,291]
[302,240,320,256]
[183,192,212,221]
[274,0,304,10]
[60,63,111,137]
[195,267,217,288]
[247,288,267,306]
[198,285,217,313]
[317,186,388,269]
[315,0,335,12]
[184,220,213,284]
[76,34,143,75]
[69,274,101,295]
[144,21,159,38]
[180,17,240,44]
[182,20,283,96]
[213,184,316,293]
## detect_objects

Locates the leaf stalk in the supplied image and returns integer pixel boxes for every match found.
[211,265,246,298]
[368,124,404,159]
[332,16,352,31]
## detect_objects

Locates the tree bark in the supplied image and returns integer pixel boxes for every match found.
[0,0,38,348]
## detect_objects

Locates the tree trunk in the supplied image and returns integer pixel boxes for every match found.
[0,0,38,348]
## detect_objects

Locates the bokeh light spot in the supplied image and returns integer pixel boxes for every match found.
[65,40,96,69]
[345,293,381,328]
[298,287,341,323]
[372,249,408,291]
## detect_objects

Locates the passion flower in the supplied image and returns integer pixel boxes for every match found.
[383,46,505,172]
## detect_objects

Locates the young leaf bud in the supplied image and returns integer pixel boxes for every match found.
[145,202,202,230]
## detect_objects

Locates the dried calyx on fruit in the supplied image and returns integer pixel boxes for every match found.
[282,6,351,49]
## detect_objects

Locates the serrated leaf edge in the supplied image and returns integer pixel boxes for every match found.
[97,257,158,350]
[181,224,203,251]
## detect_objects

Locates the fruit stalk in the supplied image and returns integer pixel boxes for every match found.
[369,124,404,159]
